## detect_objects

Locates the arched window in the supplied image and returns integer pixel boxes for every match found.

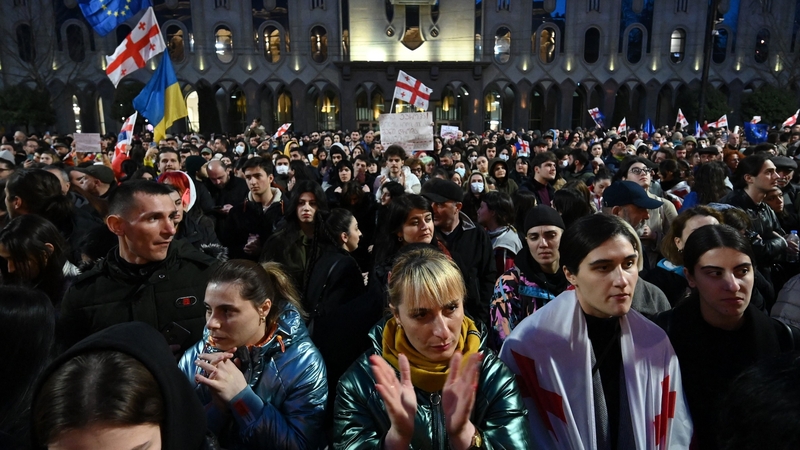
[66,24,85,62]
[584,27,600,64]
[263,26,281,63]
[186,91,199,131]
[72,95,82,132]
[16,23,34,63]
[670,28,686,63]
[755,29,769,64]
[166,25,185,63]
[484,90,502,131]
[712,28,728,64]
[539,27,556,64]
[313,89,340,131]
[494,27,511,63]
[626,27,643,64]
[371,91,385,121]
[277,90,292,124]
[310,26,328,63]
[215,26,233,63]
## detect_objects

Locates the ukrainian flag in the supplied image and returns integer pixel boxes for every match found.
[133,53,187,143]
[79,0,150,36]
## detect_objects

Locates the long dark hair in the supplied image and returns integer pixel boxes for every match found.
[289,160,314,183]
[282,181,329,295]
[0,286,54,447]
[373,194,431,265]
[5,169,73,225]
[683,224,755,276]
[0,214,68,304]
[322,208,356,248]
[693,161,730,205]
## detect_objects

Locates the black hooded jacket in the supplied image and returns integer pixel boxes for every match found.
[31,322,208,449]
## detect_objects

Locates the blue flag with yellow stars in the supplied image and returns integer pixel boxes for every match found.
[78,0,151,36]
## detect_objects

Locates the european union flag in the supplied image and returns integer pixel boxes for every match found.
[79,0,151,36]
[133,53,187,143]
[744,123,769,144]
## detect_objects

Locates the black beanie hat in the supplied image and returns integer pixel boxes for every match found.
[524,205,565,233]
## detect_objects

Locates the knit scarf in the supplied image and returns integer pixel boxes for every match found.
[382,316,481,393]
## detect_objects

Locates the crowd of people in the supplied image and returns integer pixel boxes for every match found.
[3,119,800,449]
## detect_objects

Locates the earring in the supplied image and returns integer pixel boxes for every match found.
[397,236,404,242]
[259,316,266,324]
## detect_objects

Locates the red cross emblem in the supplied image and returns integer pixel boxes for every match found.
[138,21,146,30]
[512,351,566,439]
[654,375,677,447]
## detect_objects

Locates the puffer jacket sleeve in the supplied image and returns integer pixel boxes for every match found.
[332,356,391,449]
[475,352,532,450]
[489,269,522,351]
[230,341,328,450]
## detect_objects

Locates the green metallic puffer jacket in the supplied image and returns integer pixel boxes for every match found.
[333,318,531,449]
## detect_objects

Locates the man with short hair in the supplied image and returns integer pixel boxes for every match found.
[603,138,627,173]
[223,157,284,260]
[58,181,219,352]
[521,151,557,206]
[273,153,291,191]
[698,146,722,164]
[0,151,15,180]
[73,165,118,199]
[421,178,495,325]
[205,159,249,231]
[773,156,800,220]
[373,144,421,197]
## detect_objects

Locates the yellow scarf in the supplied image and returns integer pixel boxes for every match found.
[382,316,481,393]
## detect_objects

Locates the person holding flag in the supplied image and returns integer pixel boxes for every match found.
[133,52,187,144]
[500,213,692,449]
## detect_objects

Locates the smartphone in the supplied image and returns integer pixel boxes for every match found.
[161,322,191,346]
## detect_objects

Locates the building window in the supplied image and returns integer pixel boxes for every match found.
[16,23,35,63]
[669,28,685,63]
[215,26,233,63]
[497,0,509,11]
[263,26,281,63]
[166,25,185,63]
[311,0,325,9]
[277,90,292,125]
[626,27,643,64]
[755,29,769,64]
[584,27,600,64]
[538,27,556,64]
[588,0,599,12]
[66,24,86,63]
[215,0,228,9]
[494,27,511,63]
[712,28,728,63]
[310,26,328,63]
[73,95,82,133]
[186,91,199,132]
[676,0,688,12]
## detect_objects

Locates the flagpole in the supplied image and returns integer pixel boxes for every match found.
[390,98,396,114]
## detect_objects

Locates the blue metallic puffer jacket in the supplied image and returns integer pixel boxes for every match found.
[179,304,327,449]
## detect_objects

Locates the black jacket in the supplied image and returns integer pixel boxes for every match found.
[720,189,787,266]
[438,212,496,324]
[57,239,219,353]
[32,322,209,450]
[519,177,556,207]
[222,191,285,261]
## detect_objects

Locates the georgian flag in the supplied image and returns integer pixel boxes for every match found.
[115,111,137,159]
[709,114,728,129]
[515,137,530,157]
[273,123,291,139]
[619,117,627,134]
[105,7,166,87]
[499,290,693,449]
[588,107,605,128]
[751,116,762,124]
[676,109,689,128]
[394,70,433,110]
[783,110,799,128]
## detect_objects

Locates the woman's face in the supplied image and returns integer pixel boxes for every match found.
[343,217,361,252]
[400,208,434,244]
[167,191,184,226]
[323,136,332,147]
[515,159,528,174]
[725,154,740,171]
[451,172,462,185]
[493,164,506,179]
[686,247,753,329]
[296,192,318,224]
[410,165,423,179]
[485,148,497,159]
[352,147,362,158]
[333,135,341,143]
[318,151,327,161]
[565,235,638,318]
[689,152,701,167]
[339,167,352,183]
[425,161,436,173]
[591,144,603,157]
[469,174,484,186]
[394,296,464,363]
[380,188,392,205]
[675,215,718,251]
[205,281,270,350]
[476,157,489,173]
[40,154,54,165]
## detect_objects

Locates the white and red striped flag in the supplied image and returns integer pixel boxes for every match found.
[783,110,800,128]
[618,117,627,134]
[709,114,728,129]
[115,111,137,159]
[676,109,689,128]
[273,123,291,139]
[394,70,433,110]
[105,7,166,87]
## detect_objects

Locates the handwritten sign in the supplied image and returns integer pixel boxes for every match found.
[73,133,102,153]
[440,125,459,140]
[379,112,433,153]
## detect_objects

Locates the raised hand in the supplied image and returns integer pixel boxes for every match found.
[370,354,417,449]
[442,351,483,450]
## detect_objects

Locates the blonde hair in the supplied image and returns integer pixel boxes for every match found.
[388,247,465,311]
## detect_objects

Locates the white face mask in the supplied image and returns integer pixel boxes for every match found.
[499,154,509,161]
[470,182,485,193]
[235,144,245,155]
[454,167,466,178]
[560,160,569,168]
[275,165,289,175]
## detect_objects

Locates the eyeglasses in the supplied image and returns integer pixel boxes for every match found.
[629,167,652,176]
